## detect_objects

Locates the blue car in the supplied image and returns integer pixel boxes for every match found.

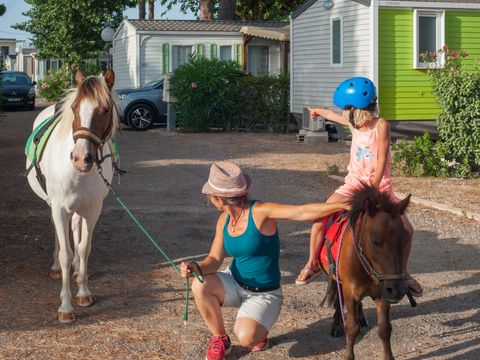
[0,71,36,110]
[117,79,167,130]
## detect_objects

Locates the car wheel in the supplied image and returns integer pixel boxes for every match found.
[126,103,155,130]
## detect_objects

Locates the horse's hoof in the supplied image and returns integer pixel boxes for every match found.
[330,326,344,338]
[359,318,369,328]
[72,272,78,282]
[50,269,62,279]
[75,296,93,307]
[57,312,76,323]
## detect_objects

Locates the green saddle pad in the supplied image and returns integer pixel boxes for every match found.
[25,114,119,164]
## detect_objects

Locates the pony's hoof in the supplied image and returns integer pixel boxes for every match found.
[75,296,93,307]
[57,312,76,323]
[72,272,78,282]
[359,318,369,328]
[50,269,62,279]
[330,326,344,338]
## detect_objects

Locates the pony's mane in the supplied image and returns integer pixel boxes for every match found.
[57,75,119,138]
[348,184,399,230]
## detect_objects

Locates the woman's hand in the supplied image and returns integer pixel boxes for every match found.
[180,261,199,278]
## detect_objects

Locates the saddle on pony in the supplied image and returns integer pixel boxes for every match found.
[319,211,349,271]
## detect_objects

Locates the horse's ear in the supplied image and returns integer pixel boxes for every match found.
[75,68,85,87]
[104,69,115,90]
[363,197,378,216]
[395,194,411,215]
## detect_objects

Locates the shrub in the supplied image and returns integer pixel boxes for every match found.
[392,132,449,177]
[37,66,73,101]
[237,74,291,132]
[425,46,480,177]
[170,56,243,132]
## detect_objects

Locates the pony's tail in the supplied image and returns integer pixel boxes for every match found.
[320,277,339,308]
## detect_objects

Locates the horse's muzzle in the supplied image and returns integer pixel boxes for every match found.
[71,151,94,173]
[381,280,407,303]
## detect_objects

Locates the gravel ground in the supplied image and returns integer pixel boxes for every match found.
[0,106,479,360]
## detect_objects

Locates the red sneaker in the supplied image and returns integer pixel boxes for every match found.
[252,337,269,352]
[205,334,231,360]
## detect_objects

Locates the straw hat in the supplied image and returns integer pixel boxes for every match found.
[202,161,251,198]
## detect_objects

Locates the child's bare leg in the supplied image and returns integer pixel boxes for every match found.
[296,192,350,284]
[401,215,423,296]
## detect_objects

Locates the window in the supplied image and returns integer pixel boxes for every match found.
[414,10,444,68]
[247,46,269,76]
[1,46,9,59]
[220,46,232,61]
[172,45,192,70]
[331,17,342,65]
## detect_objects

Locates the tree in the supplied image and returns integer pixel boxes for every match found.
[158,0,303,21]
[13,0,134,65]
[139,0,146,19]
[148,0,155,19]
[0,3,6,17]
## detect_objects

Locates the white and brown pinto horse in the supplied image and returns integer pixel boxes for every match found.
[26,69,118,322]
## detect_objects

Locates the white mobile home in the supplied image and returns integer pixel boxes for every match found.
[112,19,289,89]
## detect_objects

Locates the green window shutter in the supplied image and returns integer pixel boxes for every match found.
[235,44,243,66]
[210,44,217,59]
[162,43,169,74]
[195,43,205,57]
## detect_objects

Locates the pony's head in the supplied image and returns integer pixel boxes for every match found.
[349,184,411,303]
[62,68,118,173]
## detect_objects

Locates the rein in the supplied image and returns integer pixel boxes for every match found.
[353,213,405,285]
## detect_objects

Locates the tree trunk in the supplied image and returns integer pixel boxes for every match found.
[199,0,213,20]
[148,0,154,20]
[138,1,146,19]
[218,0,235,20]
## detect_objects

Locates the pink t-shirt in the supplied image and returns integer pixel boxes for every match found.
[335,121,397,201]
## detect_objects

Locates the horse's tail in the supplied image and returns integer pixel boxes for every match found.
[319,276,339,308]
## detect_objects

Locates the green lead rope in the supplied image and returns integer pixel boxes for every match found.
[100,171,204,324]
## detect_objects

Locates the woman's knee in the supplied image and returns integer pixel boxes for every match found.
[233,326,256,347]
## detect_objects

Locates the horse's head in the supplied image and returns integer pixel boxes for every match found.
[70,68,116,173]
[349,185,411,303]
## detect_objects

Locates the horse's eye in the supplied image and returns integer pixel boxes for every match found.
[372,236,382,247]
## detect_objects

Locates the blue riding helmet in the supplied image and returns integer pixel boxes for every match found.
[333,77,377,109]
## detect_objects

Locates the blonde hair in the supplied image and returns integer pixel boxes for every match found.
[347,101,380,128]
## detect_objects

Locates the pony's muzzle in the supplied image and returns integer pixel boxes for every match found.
[71,150,94,173]
[381,280,407,303]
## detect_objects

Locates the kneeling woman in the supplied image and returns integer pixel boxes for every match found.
[181,161,349,360]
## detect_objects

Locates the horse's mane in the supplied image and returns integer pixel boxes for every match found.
[348,184,401,231]
[57,75,120,139]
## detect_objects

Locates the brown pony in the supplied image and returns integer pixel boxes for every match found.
[321,185,411,360]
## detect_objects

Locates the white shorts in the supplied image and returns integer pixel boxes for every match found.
[217,268,283,331]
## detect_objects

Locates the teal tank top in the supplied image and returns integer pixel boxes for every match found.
[223,200,281,289]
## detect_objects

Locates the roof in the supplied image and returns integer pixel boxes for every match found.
[240,25,290,41]
[127,19,288,33]
[0,38,16,42]
[292,0,480,19]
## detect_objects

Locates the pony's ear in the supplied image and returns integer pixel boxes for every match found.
[104,69,115,90]
[363,197,378,216]
[394,194,411,215]
[75,68,85,86]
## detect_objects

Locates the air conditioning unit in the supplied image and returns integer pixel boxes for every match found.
[302,107,325,132]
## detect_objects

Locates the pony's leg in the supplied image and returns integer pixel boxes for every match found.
[71,213,82,282]
[75,205,101,307]
[51,205,75,323]
[49,216,62,279]
[343,293,360,360]
[375,299,394,360]
[331,288,344,338]
[357,301,368,328]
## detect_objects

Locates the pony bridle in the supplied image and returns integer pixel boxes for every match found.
[353,213,405,285]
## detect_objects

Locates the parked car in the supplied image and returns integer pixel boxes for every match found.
[117,79,167,130]
[0,71,36,110]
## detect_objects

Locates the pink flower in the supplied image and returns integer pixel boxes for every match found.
[419,53,424,61]
[443,44,449,51]
[451,51,458,58]
[191,82,198,89]
[463,51,468,57]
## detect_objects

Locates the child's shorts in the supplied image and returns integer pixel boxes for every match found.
[335,176,399,203]
[217,268,283,331]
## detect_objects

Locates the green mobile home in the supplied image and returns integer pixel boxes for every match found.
[291,0,480,136]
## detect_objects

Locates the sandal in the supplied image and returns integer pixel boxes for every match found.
[295,266,321,285]
[405,276,423,297]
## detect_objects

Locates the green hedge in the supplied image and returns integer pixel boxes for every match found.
[170,56,292,132]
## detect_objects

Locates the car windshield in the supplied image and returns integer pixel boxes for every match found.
[0,73,31,86]
[143,80,162,88]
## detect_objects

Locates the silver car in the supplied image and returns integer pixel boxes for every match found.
[117,79,167,130]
